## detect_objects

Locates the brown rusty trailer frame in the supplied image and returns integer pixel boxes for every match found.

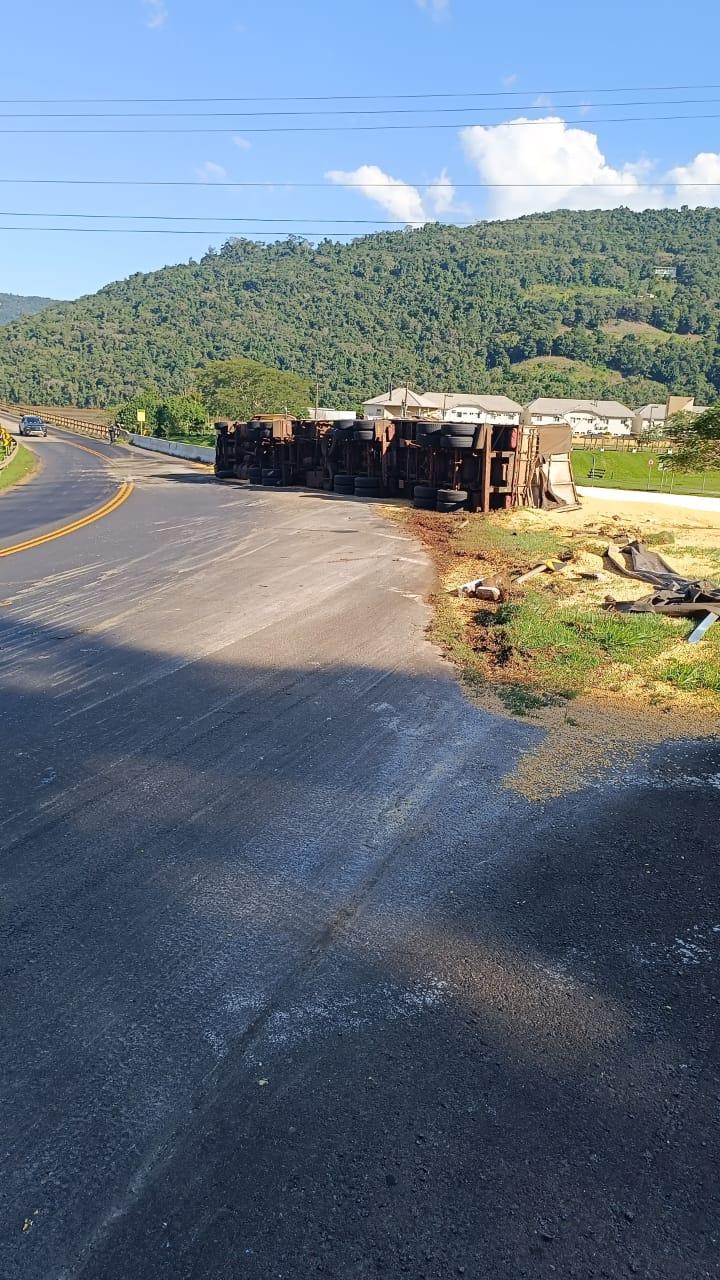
[214,417,547,514]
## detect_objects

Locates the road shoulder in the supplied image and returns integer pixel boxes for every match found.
[0,441,40,495]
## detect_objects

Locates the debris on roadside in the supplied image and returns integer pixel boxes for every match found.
[514,556,570,584]
[604,541,720,642]
[457,576,505,602]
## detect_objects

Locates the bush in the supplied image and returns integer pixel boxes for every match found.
[115,391,208,436]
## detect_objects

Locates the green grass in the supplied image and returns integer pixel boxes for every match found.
[572,448,720,497]
[0,444,36,492]
[166,431,215,447]
[415,506,720,717]
[660,656,720,693]
[657,623,720,693]
[493,595,688,697]
[496,685,553,715]
[458,519,566,569]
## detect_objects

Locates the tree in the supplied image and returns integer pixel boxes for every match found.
[667,405,720,470]
[194,357,311,421]
[114,390,207,434]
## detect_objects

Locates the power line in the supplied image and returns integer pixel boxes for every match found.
[0,225,381,236]
[2,111,720,135]
[0,82,719,104]
[1,96,719,119]
[0,178,717,190]
[0,209,425,225]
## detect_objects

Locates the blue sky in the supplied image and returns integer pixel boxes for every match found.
[1,0,719,298]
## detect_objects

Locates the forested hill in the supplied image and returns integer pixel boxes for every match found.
[1,207,720,409]
[0,292,57,325]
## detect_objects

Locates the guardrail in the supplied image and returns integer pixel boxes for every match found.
[0,403,112,441]
[128,433,214,464]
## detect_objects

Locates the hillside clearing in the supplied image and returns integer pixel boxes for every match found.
[601,318,702,341]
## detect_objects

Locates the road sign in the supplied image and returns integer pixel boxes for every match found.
[647,458,655,467]
[136,409,146,425]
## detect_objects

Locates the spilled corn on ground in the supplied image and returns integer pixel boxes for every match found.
[383,496,720,799]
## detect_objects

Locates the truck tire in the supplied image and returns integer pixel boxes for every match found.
[441,435,474,450]
[437,500,468,513]
[413,496,436,510]
[436,489,469,504]
[416,426,442,446]
[441,423,476,438]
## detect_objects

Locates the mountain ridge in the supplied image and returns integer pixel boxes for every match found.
[0,291,58,326]
[0,207,718,409]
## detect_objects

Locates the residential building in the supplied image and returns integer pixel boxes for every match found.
[421,392,522,425]
[633,403,668,434]
[362,387,522,424]
[523,398,634,436]
[363,387,433,421]
[307,407,357,422]
[665,395,709,419]
[633,396,710,434]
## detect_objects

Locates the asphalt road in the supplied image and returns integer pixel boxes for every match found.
[0,415,125,544]
[0,432,718,1280]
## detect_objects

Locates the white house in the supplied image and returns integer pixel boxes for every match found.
[523,398,634,437]
[363,387,523,424]
[307,407,357,422]
[633,396,709,435]
[363,387,433,421]
[633,403,668,434]
[421,392,522,426]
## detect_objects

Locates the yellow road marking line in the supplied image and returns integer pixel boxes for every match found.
[0,480,134,558]
[55,437,111,461]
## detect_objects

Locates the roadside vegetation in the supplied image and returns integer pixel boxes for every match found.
[113,358,311,442]
[398,504,720,715]
[387,499,720,796]
[0,443,37,492]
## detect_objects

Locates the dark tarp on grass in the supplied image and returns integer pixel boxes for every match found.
[606,541,720,616]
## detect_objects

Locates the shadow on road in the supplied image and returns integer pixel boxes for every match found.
[0,605,718,1280]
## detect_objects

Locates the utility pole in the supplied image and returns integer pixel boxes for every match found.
[314,371,320,421]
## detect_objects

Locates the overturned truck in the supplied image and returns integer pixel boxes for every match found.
[214,416,578,513]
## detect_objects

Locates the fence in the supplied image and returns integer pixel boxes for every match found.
[0,403,112,441]
[571,433,673,453]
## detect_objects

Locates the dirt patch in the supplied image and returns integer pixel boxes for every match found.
[383,498,720,800]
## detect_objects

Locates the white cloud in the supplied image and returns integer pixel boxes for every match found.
[460,116,664,218]
[232,136,252,150]
[326,165,427,224]
[143,0,168,29]
[502,73,518,88]
[416,0,450,19]
[425,169,458,217]
[196,161,228,182]
[666,152,720,207]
